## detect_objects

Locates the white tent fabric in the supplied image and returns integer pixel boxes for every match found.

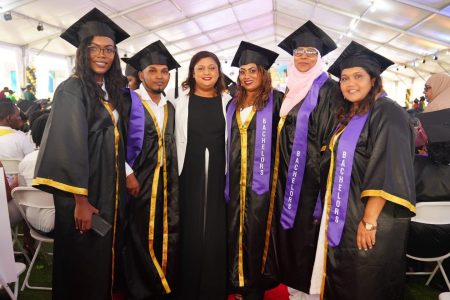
[0,0,449,101]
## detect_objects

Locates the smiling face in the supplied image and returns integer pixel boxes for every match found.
[238,63,262,93]
[340,67,375,104]
[88,36,115,81]
[193,57,219,91]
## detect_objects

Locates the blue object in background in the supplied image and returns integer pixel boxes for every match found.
[48,70,55,93]
[10,70,17,91]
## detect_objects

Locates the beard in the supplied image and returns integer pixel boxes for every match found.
[150,87,163,94]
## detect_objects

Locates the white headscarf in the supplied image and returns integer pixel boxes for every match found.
[279,52,324,117]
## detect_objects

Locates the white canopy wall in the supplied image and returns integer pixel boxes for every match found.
[0,0,449,103]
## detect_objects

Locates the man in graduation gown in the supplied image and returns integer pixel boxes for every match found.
[32,8,130,300]
[123,40,180,300]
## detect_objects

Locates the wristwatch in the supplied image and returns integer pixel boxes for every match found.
[361,220,377,231]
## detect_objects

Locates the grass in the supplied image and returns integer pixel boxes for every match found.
[1,242,447,300]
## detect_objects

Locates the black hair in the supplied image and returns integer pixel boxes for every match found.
[31,113,49,147]
[0,101,15,120]
[336,67,383,125]
[181,51,225,97]
[74,36,127,116]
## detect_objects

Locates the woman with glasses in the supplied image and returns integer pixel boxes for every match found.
[173,51,231,299]
[310,41,415,300]
[271,21,341,299]
[32,8,129,300]
[225,41,282,300]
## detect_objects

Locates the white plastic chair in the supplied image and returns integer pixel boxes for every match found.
[440,292,450,300]
[0,159,20,176]
[1,159,29,263]
[0,167,26,300]
[12,186,54,291]
[406,201,450,291]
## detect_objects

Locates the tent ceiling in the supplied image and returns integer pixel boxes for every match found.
[0,0,449,79]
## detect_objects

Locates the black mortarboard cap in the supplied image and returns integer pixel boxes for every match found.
[60,8,130,47]
[224,74,235,87]
[231,41,279,70]
[126,40,180,71]
[278,20,337,56]
[328,41,394,78]
[121,57,139,77]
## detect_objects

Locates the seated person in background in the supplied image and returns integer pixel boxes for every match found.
[0,101,35,160]
[18,113,54,235]
[415,73,450,201]
[408,73,450,272]
[1,161,21,227]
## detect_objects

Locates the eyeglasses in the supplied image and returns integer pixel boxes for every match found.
[194,65,218,74]
[293,48,318,58]
[424,85,431,92]
[88,45,116,57]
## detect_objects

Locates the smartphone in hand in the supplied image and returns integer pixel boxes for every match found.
[91,214,112,237]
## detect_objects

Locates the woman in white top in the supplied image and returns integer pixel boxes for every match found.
[174,51,231,300]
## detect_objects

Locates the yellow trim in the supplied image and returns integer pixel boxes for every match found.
[162,107,169,275]
[361,190,416,213]
[320,145,327,152]
[141,100,171,293]
[261,116,286,272]
[0,129,14,136]
[101,101,120,289]
[320,127,345,300]
[235,107,256,287]
[32,177,88,196]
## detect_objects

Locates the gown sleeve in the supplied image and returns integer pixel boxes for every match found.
[32,77,89,197]
[360,98,416,217]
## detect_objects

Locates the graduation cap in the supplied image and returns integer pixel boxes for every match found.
[328,41,394,78]
[417,108,450,143]
[224,74,235,87]
[278,20,337,57]
[121,57,139,78]
[128,40,181,97]
[61,8,129,47]
[126,40,180,72]
[231,41,279,70]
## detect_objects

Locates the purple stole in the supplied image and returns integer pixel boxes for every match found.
[126,89,145,167]
[327,112,370,246]
[225,91,274,203]
[280,72,328,229]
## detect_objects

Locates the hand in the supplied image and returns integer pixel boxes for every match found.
[357,220,377,251]
[126,173,140,198]
[74,194,99,234]
[10,175,19,189]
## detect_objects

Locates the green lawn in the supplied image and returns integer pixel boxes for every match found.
[1,244,447,299]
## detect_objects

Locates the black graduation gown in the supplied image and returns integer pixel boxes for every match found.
[409,114,450,268]
[319,97,416,300]
[227,90,283,294]
[272,78,340,292]
[414,109,450,202]
[123,97,180,299]
[33,77,127,300]
[177,94,227,300]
